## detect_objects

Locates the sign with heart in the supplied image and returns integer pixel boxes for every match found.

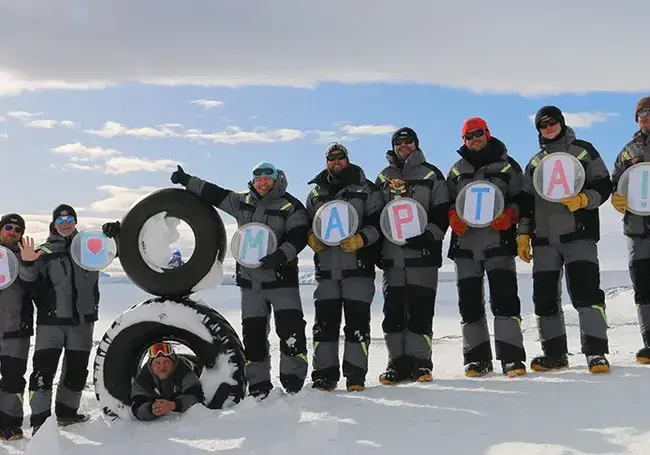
[71,228,117,271]
[0,246,19,291]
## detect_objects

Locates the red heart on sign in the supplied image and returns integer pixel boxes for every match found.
[87,238,103,255]
[0,275,5,284]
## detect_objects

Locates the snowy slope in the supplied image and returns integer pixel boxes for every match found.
[3,272,650,455]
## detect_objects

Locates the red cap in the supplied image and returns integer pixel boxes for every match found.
[461,117,491,141]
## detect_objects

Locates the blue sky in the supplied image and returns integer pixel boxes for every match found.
[1,0,647,273]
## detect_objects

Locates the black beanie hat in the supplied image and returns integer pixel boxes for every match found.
[52,204,77,223]
[391,127,419,148]
[534,105,566,131]
[0,213,25,231]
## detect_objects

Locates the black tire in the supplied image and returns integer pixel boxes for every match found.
[117,188,227,298]
[93,298,247,419]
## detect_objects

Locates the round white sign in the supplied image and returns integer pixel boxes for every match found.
[617,162,650,216]
[312,200,360,247]
[455,180,505,228]
[71,228,118,271]
[380,197,428,245]
[0,246,20,290]
[532,152,586,202]
[230,222,278,268]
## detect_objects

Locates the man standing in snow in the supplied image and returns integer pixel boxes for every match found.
[131,342,204,421]
[18,205,97,433]
[305,143,384,392]
[375,127,450,384]
[0,214,33,440]
[517,106,612,374]
[170,162,309,400]
[610,96,650,364]
[446,118,527,378]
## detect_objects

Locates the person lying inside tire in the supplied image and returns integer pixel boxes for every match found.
[131,342,204,421]
[171,162,310,400]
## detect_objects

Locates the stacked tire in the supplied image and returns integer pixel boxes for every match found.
[92,188,247,419]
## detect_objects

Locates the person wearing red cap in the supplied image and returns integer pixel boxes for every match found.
[610,96,650,364]
[518,105,612,374]
[446,117,526,378]
[375,127,451,384]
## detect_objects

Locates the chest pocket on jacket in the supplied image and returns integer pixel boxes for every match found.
[48,256,69,286]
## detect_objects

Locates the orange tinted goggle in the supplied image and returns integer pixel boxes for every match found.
[149,342,174,358]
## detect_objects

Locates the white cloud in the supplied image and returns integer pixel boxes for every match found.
[63,162,101,171]
[528,112,619,129]
[59,120,79,128]
[52,142,121,159]
[0,132,7,139]
[86,121,305,144]
[191,99,224,108]
[6,110,39,120]
[90,185,160,213]
[27,119,59,128]
[104,156,178,175]
[341,124,396,135]
[0,1,647,96]
[0,116,5,122]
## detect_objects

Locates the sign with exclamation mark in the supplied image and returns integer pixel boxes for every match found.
[625,163,650,215]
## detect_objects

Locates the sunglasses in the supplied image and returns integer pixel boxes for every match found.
[327,152,347,161]
[537,118,559,129]
[253,168,275,177]
[55,215,75,225]
[393,138,414,146]
[148,342,175,358]
[463,129,485,141]
[638,109,650,119]
[3,224,23,234]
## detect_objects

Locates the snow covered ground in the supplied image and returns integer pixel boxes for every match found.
[3,269,650,455]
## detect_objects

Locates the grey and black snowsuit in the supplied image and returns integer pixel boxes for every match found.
[612,130,650,349]
[447,137,526,364]
[519,127,612,357]
[186,171,309,395]
[19,229,99,427]
[305,164,384,383]
[0,242,33,429]
[131,357,204,421]
[375,148,450,376]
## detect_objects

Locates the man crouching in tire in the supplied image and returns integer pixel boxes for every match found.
[171,162,309,400]
[18,205,96,434]
[131,342,204,421]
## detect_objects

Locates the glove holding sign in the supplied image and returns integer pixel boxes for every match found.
[340,233,364,252]
[448,208,468,236]
[404,230,436,250]
[259,249,287,270]
[490,207,517,231]
[102,221,121,239]
[560,193,588,212]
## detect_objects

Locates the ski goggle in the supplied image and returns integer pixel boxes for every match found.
[537,118,559,129]
[463,129,485,141]
[55,215,75,225]
[326,152,347,161]
[148,342,175,358]
[3,224,23,233]
[393,137,414,146]
[638,109,650,119]
[253,168,276,177]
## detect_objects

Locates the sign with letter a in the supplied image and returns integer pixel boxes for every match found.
[533,152,585,202]
[313,200,359,246]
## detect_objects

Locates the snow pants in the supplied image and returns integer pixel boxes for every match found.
[240,287,308,394]
[454,255,525,364]
[532,239,608,356]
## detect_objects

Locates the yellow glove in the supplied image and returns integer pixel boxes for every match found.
[340,233,365,252]
[611,192,628,214]
[516,235,531,263]
[307,233,327,253]
[560,193,588,212]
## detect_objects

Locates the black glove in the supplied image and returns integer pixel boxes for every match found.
[170,165,191,186]
[258,249,287,270]
[404,231,436,250]
[102,221,121,239]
